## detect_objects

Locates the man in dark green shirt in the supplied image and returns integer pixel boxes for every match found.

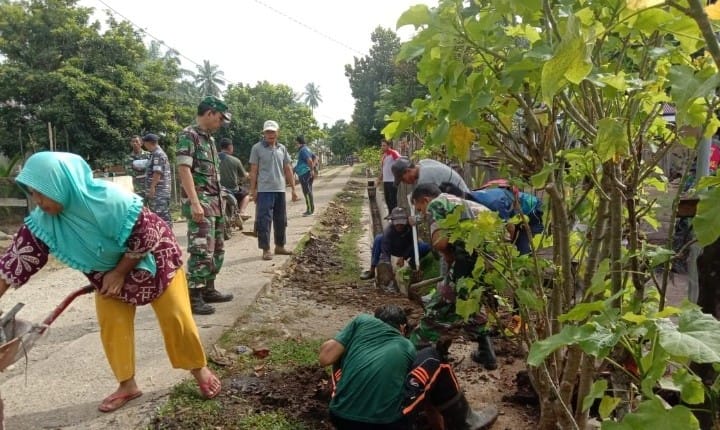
[319,305,416,429]
[218,138,251,220]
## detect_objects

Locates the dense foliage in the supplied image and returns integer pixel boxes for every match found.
[0,0,322,168]
[386,0,720,428]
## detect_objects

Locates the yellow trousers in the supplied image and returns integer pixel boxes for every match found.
[95,268,207,382]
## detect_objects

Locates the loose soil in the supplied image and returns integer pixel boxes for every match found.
[153,180,537,429]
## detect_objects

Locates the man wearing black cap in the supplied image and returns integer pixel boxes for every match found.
[177,95,234,315]
[360,207,431,281]
[392,158,471,194]
[142,133,173,227]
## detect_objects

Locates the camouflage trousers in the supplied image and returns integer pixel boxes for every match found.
[147,196,172,228]
[409,301,488,347]
[410,269,489,347]
[185,209,225,290]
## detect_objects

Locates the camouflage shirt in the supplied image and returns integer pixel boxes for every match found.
[426,193,489,238]
[176,125,222,216]
[126,150,150,196]
[145,146,172,199]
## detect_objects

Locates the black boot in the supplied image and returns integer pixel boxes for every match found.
[202,280,234,303]
[471,334,497,370]
[190,288,215,315]
[441,394,499,430]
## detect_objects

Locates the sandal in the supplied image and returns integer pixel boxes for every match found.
[198,371,222,399]
[98,390,143,413]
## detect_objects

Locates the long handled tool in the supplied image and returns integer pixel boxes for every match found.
[0,285,95,371]
[407,196,421,273]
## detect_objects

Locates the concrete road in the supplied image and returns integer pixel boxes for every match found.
[0,165,353,430]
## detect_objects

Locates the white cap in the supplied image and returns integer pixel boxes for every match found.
[263,120,279,132]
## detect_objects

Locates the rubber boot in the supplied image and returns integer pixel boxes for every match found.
[190,288,215,315]
[470,334,497,370]
[360,267,376,280]
[442,394,499,430]
[202,280,234,303]
[303,195,312,216]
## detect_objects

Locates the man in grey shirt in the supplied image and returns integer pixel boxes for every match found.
[392,157,471,193]
[248,120,299,260]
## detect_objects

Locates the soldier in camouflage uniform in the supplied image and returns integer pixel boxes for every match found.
[126,135,150,198]
[142,133,173,228]
[177,96,234,315]
[409,183,498,370]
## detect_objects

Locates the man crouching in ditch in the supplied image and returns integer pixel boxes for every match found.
[319,304,498,430]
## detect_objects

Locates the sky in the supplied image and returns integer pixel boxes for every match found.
[78,0,434,127]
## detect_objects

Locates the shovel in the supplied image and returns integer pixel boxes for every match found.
[407,197,424,285]
[0,285,95,371]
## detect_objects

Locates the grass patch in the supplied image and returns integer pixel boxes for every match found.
[237,411,309,430]
[230,338,323,372]
[155,379,222,421]
[351,163,367,177]
[329,189,364,283]
[293,233,311,254]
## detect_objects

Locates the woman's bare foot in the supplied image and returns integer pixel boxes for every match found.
[191,367,221,399]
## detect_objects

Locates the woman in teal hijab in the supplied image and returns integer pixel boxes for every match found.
[0,152,221,413]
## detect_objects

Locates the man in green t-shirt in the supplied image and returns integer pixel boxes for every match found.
[320,305,499,430]
[319,305,415,428]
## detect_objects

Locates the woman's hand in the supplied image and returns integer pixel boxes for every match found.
[100,270,125,297]
[0,279,9,300]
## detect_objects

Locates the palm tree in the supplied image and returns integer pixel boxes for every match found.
[193,60,225,97]
[302,82,323,112]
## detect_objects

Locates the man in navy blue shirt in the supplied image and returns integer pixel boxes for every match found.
[360,207,431,280]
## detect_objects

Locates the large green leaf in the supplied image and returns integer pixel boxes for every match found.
[541,17,592,104]
[669,65,720,131]
[594,118,628,162]
[516,288,544,311]
[602,399,699,430]
[657,309,720,363]
[559,301,607,322]
[528,325,595,366]
[599,396,622,420]
[583,379,608,412]
[693,187,720,246]
[672,369,705,405]
[396,5,431,30]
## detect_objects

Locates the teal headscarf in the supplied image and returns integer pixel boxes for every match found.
[15,152,156,275]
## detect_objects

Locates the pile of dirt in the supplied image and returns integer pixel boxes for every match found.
[225,366,334,429]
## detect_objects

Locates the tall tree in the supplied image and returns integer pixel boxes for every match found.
[0,0,184,164]
[193,60,225,97]
[345,26,418,145]
[326,120,360,160]
[302,82,322,112]
[221,81,320,161]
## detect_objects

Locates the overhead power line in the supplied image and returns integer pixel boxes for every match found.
[251,0,365,56]
[93,0,204,70]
